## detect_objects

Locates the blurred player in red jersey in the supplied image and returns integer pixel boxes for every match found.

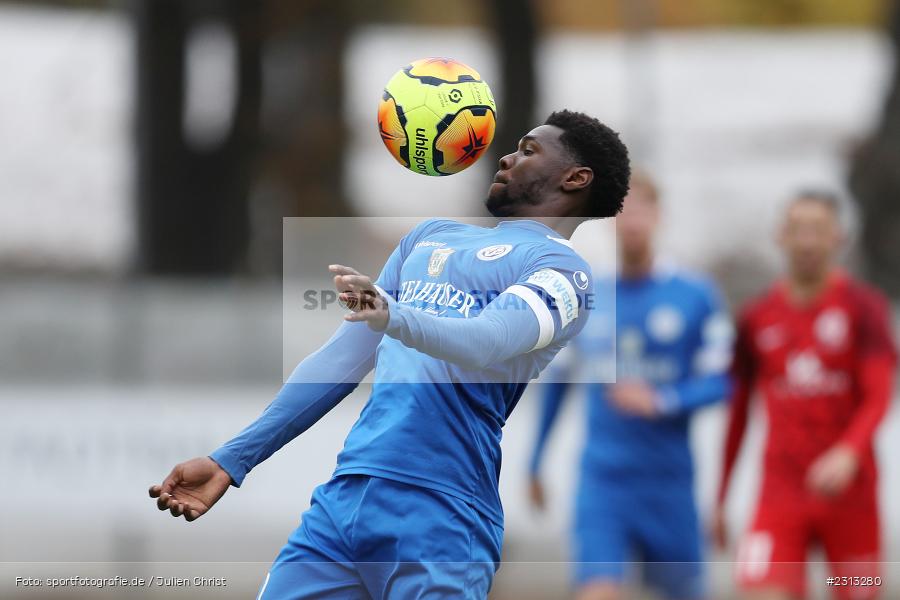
[713,191,897,600]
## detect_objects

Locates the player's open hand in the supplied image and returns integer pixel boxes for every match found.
[806,443,859,497]
[329,264,389,331]
[149,457,232,522]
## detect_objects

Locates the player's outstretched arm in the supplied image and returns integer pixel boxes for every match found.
[207,320,382,487]
[149,318,383,521]
[149,457,231,521]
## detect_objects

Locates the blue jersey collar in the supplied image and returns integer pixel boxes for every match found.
[496,218,568,239]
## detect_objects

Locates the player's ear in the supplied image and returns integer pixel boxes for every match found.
[562,166,593,193]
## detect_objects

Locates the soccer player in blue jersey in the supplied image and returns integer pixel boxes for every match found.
[528,172,733,600]
[149,110,630,599]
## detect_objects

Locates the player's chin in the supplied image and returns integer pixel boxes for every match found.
[485,185,515,217]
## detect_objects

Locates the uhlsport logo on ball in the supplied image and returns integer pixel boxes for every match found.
[377,57,497,176]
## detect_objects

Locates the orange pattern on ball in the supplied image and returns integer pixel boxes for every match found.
[407,57,481,83]
[435,109,496,175]
[377,95,408,167]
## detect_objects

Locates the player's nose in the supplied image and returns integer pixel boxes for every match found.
[498,152,515,171]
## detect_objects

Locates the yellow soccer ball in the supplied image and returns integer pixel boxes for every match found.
[377,57,497,176]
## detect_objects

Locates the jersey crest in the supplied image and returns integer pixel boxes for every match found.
[426,248,454,277]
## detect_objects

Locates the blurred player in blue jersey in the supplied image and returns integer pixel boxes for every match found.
[528,172,733,600]
[148,110,630,599]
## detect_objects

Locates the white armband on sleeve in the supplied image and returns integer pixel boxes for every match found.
[505,268,580,351]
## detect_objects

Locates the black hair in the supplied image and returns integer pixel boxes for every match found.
[545,109,630,218]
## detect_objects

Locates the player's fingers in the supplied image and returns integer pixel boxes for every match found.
[341,286,378,312]
[339,292,362,311]
[328,264,360,276]
[156,475,178,502]
[156,492,174,511]
[338,277,360,295]
[346,306,385,323]
[356,290,379,310]
[149,485,161,498]
[334,274,353,294]
[343,311,369,323]
[184,508,202,522]
[339,274,373,292]
[170,502,184,518]
[335,280,366,299]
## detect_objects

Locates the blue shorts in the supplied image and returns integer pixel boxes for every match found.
[257,474,503,600]
[573,473,704,599]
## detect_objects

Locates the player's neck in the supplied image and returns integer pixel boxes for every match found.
[547,217,582,238]
[620,248,654,279]
[506,197,590,238]
[506,216,584,238]
[786,269,833,304]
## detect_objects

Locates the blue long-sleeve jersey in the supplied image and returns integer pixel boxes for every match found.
[211,218,595,527]
[530,264,733,481]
